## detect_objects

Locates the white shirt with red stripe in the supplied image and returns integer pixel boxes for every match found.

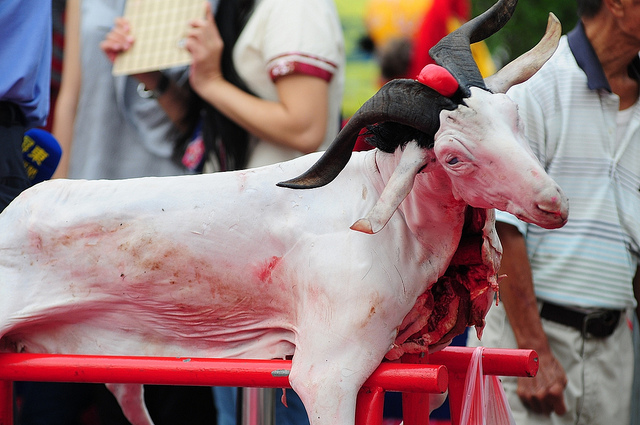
[233,0,346,168]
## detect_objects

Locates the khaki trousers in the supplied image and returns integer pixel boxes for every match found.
[468,302,633,425]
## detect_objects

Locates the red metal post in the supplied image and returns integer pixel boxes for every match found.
[0,381,12,425]
[355,386,385,425]
[445,371,467,425]
[401,352,431,425]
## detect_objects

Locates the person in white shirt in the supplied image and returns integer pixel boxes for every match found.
[468,0,640,423]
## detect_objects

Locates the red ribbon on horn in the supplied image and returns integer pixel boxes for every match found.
[416,64,458,97]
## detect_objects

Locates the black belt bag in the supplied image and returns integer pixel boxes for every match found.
[539,301,622,338]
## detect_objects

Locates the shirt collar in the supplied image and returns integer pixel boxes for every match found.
[567,20,640,92]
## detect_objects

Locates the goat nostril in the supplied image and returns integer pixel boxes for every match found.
[537,199,562,216]
[537,197,569,221]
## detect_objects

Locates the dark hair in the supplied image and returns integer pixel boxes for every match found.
[188,0,255,171]
[173,0,255,171]
[577,0,602,18]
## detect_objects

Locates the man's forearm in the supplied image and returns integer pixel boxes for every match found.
[496,222,552,355]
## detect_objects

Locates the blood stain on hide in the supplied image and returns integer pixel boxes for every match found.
[257,256,282,284]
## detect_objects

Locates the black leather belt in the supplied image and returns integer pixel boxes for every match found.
[539,301,622,338]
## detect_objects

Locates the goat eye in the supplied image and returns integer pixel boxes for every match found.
[447,157,459,165]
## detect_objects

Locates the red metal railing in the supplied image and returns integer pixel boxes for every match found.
[0,347,537,425]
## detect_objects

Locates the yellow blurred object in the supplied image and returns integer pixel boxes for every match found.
[364,0,433,48]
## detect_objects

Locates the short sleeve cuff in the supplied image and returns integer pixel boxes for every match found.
[267,53,338,83]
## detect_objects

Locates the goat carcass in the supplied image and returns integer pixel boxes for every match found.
[0,1,567,424]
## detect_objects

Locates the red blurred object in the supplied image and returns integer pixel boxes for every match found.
[416,64,459,97]
[408,0,470,79]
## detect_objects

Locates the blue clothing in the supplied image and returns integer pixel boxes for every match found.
[0,1,51,212]
[0,0,51,128]
[213,387,310,425]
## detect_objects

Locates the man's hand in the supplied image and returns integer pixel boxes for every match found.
[517,349,567,416]
[495,222,568,417]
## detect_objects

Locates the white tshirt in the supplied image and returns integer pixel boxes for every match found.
[233,0,346,168]
[497,35,640,309]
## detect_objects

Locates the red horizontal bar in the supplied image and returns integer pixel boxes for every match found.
[429,347,538,377]
[0,353,447,394]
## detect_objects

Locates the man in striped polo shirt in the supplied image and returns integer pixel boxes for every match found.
[469,0,640,423]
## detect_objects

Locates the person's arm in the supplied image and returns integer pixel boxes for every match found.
[496,221,568,416]
[51,0,81,178]
[184,3,329,153]
[192,73,329,154]
[99,19,195,133]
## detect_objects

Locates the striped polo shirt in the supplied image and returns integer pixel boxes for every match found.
[496,22,640,310]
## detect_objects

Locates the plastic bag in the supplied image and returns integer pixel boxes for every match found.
[459,347,516,425]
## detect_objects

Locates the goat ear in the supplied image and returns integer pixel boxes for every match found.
[416,64,459,97]
[485,13,561,93]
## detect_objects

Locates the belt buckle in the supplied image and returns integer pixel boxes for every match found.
[583,310,619,338]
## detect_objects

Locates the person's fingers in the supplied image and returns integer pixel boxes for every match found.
[113,17,130,33]
[547,382,567,416]
[204,1,214,24]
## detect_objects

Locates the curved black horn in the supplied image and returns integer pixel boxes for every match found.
[429,0,518,95]
[277,80,455,189]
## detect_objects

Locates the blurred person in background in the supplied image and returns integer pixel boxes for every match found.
[17,0,216,423]
[0,1,51,212]
[53,0,197,180]
[102,0,345,423]
[362,0,494,83]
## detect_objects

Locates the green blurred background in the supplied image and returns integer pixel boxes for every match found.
[335,0,578,117]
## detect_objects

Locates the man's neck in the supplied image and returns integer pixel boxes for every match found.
[583,17,640,108]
